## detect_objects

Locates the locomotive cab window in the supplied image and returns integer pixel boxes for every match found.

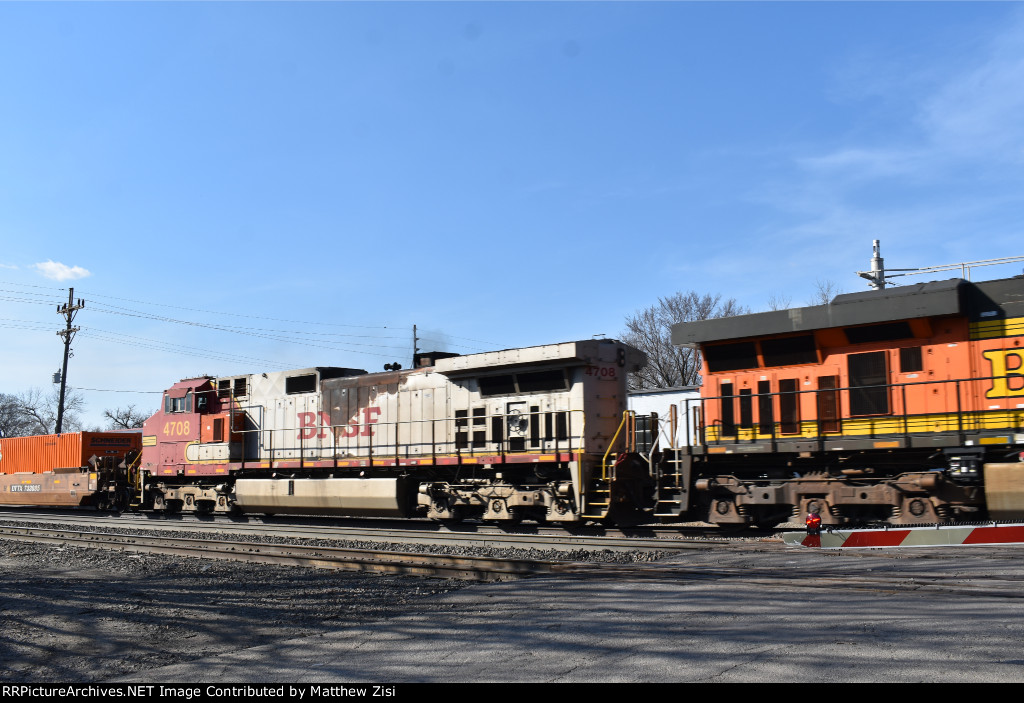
[900,346,923,373]
[165,392,192,414]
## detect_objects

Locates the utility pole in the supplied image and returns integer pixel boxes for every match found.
[55,287,84,434]
[412,324,420,367]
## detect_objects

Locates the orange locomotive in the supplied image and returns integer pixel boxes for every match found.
[666,275,1024,527]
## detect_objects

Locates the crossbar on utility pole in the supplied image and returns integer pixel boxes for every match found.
[55,287,84,434]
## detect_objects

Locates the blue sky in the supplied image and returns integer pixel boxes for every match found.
[2,2,1024,428]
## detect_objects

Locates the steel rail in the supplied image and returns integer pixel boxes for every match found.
[0,509,734,551]
[0,526,576,582]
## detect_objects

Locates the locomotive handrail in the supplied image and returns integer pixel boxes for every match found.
[227,408,590,466]
[699,372,1019,446]
[601,411,635,481]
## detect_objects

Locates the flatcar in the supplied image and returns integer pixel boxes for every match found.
[0,431,141,509]
[665,274,1024,527]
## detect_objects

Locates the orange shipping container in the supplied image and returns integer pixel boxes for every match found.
[0,432,141,475]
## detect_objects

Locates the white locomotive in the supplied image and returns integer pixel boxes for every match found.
[141,339,650,523]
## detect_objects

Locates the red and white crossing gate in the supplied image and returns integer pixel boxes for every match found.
[783,523,1024,549]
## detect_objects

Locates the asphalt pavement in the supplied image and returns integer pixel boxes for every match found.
[112,541,1024,683]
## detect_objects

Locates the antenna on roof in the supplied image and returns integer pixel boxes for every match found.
[857,239,1024,288]
[856,240,887,290]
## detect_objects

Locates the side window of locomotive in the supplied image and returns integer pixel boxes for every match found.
[218,380,231,399]
[899,346,923,373]
[848,351,890,416]
[233,377,247,398]
[167,393,190,413]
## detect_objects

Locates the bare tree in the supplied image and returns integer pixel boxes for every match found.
[808,279,842,306]
[622,292,748,390]
[17,387,85,435]
[0,393,35,438]
[766,291,793,311]
[103,405,149,430]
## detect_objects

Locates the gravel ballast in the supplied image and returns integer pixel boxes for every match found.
[0,522,671,682]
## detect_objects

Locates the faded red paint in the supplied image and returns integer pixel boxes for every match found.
[298,407,380,440]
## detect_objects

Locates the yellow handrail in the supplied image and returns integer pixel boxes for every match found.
[600,410,635,481]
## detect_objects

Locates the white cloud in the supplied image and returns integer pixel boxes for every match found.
[796,148,926,181]
[32,260,92,281]
[0,263,18,270]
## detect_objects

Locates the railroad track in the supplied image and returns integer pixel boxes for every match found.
[0,525,576,582]
[3,521,1020,599]
[0,508,742,552]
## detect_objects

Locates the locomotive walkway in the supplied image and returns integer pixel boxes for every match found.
[111,540,1024,683]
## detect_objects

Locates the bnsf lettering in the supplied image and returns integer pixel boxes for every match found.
[982,349,1024,398]
[298,407,381,440]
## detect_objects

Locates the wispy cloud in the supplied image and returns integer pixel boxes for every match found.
[759,9,1024,273]
[32,261,91,281]
[796,148,927,182]
[921,22,1024,162]
[0,263,18,270]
